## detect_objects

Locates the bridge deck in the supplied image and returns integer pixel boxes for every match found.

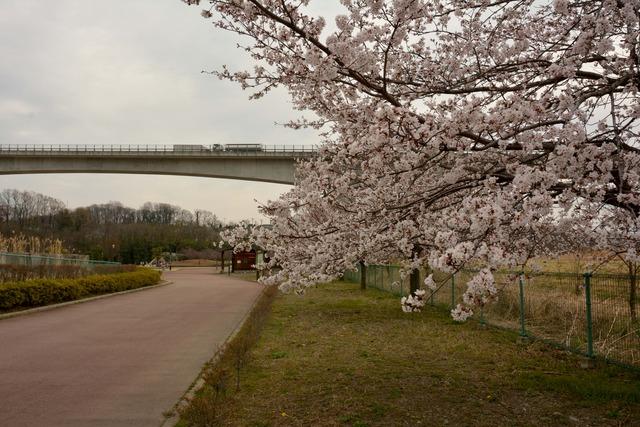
[0,144,317,158]
[0,144,313,184]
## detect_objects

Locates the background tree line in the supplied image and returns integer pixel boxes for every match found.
[0,189,226,264]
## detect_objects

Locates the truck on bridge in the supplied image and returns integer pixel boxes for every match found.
[223,144,264,152]
[172,144,264,152]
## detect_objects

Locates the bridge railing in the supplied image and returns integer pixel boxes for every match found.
[0,144,318,156]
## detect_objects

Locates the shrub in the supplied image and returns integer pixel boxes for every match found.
[0,263,137,283]
[0,268,161,311]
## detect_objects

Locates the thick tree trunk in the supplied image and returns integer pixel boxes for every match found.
[359,260,366,290]
[410,245,421,294]
[410,269,420,294]
[220,250,225,273]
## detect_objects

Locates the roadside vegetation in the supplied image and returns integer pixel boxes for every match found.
[0,268,161,312]
[0,263,136,282]
[177,281,640,427]
[347,257,639,367]
[176,284,278,425]
[431,268,640,367]
[0,188,225,264]
[530,253,631,275]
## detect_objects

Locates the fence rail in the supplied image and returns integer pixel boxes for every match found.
[0,252,129,283]
[343,264,640,369]
[0,252,120,266]
[0,144,318,157]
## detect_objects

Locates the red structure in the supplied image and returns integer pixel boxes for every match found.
[231,250,256,272]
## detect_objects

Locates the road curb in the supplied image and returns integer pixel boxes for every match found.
[160,283,265,427]
[0,280,173,321]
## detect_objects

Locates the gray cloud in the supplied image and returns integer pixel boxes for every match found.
[0,0,320,219]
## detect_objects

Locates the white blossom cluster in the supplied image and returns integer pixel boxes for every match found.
[423,274,437,291]
[219,221,255,253]
[445,269,499,322]
[401,289,427,313]
[462,269,498,307]
[451,304,473,322]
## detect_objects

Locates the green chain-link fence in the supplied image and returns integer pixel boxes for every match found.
[0,252,120,267]
[0,252,125,282]
[343,264,640,369]
[343,264,411,296]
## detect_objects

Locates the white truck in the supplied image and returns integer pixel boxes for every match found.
[223,144,264,152]
[172,144,210,152]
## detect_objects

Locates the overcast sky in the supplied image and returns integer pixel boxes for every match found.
[0,1,330,222]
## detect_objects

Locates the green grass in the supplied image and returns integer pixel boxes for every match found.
[517,371,640,403]
[179,281,640,426]
[228,271,259,282]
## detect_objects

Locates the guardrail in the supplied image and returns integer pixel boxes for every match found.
[0,144,318,156]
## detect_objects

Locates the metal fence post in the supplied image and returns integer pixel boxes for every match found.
[451,274,456,309]
[584,272,594,358]
[518,272,527,338]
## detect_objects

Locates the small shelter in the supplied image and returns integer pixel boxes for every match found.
[231,250,256,272]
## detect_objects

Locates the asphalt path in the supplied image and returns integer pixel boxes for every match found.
[0,268,262,426]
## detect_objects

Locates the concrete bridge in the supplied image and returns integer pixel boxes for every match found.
[0,144,317,185]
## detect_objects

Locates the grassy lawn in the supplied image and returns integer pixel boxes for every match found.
[229,271,260,281]
[179,281,640,426]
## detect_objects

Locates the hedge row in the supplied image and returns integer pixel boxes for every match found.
[0,268,161,311]
[0,263,137,283]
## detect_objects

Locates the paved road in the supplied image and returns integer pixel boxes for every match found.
[0,268,262,427]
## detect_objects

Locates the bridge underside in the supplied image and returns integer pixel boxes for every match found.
[0,155,297,185]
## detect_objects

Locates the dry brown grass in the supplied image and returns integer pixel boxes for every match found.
[484,273,640,367]
[0,233,64,254]
[353,260,639,366]
[532,252,628,274]
[425,270,640,367]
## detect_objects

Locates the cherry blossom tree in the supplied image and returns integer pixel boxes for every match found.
[187,0,640,317]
